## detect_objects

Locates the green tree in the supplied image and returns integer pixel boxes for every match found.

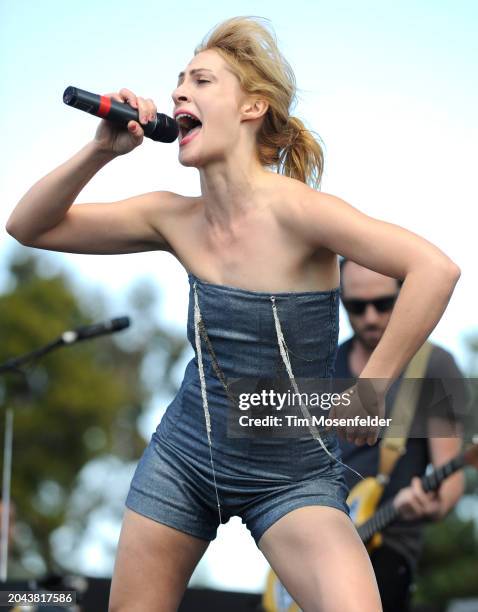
[0,249,187,576]
[412,334,478,608]
[414,515,478,606]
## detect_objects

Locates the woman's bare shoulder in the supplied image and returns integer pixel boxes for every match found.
[269,176,317,220]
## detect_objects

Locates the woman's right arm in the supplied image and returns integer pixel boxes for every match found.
[6,88,178,254]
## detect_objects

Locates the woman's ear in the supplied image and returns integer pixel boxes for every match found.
[240,97,269,122]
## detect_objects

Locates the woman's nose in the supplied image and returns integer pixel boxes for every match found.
[172,86,190,104]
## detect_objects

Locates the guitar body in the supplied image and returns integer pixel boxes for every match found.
[263,570,301,612]
[346,477,385,553]
[346,477,384,525]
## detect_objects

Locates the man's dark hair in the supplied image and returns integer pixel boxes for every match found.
[339,256,403,293]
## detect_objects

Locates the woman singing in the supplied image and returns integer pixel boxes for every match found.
[6,16,460,612]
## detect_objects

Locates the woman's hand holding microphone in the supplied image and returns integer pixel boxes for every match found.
[93,88,158,156]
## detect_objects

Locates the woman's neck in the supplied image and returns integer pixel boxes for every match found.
[199,156,272,231]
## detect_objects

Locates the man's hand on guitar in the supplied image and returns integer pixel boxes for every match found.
[392,476,442,521]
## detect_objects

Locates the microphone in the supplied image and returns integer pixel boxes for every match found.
[61,317,131,345]
[63,86,178,143]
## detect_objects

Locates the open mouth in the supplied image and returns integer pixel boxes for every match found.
[175,113,203,142]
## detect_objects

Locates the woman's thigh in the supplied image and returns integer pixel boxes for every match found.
[258,505,382,612]
[109,508,210,612]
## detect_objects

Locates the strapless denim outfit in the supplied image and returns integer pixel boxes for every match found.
[125,272,352,545]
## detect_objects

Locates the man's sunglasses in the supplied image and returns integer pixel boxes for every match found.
[341,295,398,315]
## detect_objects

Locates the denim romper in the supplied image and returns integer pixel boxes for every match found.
[125,272,354,545]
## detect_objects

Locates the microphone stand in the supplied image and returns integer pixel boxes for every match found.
[0,318,130,581]
[1,408,13,582]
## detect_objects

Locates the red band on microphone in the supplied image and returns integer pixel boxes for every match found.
[98,95,112,118]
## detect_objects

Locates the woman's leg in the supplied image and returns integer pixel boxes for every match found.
[258,506,382,612]
[108,508,210,612]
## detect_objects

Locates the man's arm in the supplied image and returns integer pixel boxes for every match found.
[392,432,465,522]
[392,346,467,522]
[427,425,465,520]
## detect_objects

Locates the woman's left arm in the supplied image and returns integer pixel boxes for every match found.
[292,190,461,389]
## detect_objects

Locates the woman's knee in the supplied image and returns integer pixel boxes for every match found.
[108,509,210,611]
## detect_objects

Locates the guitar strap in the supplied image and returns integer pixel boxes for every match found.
[377,341,433,483]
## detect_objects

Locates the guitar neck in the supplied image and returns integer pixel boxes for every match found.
[358,452,465,543]
[421,454,464,492]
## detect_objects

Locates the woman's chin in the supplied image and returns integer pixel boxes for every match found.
[178,146,214,169]
[178,155,199,168]
[178,147,202,168]
[177,140,224,169]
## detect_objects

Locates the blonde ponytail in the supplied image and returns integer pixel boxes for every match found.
[195,16,325,189]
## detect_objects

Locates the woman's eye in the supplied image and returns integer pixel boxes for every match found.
[197,79,210,84]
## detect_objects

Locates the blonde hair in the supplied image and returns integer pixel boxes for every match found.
[195,16,324,189]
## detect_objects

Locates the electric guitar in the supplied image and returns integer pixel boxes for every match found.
[262,441,478,612]
[351,441,478,551]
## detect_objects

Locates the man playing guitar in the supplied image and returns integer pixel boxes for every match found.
[335,258,466,612]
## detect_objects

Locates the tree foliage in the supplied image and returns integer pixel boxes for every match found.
[414,515,478,605]
[0,250,187,575]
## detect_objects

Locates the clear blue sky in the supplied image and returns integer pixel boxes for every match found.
[1,0,477,590]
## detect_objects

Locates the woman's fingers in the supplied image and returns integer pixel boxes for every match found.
[117,89,150,124]
[366,431,378,446]
[134,96,149,125]
[118,88,138,107]
[136,96,157,125]
[103,90,157,125]
[324,383,386,445]
[127,120,144,138]
[145,98,157,122]
[103,92,125,104]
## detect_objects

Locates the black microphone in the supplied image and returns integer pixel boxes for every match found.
[63,86,178,143]
[61,317,131,345]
